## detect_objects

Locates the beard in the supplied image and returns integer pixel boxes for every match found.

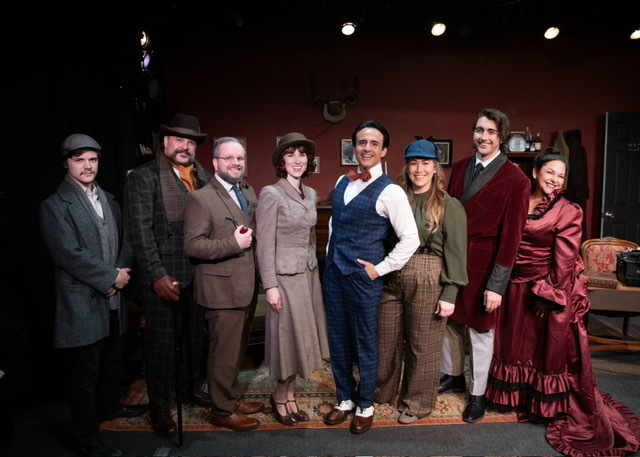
[217,169,245,185]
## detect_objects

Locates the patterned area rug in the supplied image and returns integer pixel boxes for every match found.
[100,360,516,431]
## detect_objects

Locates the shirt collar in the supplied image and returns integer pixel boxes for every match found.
[358,162,383,179]
[475,152,501,168]
[215,173,234,191]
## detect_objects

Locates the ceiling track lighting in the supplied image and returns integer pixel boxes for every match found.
[431,21,446,37]
[544,26,560,40]
[341,22,356,36]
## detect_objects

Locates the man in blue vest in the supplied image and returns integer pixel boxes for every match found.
[323,120,419,434]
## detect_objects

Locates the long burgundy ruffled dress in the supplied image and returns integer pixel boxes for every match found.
[486,190,640,456]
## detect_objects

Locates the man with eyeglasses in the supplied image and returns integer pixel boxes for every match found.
[123,113,213,438]
[183,137,265,431]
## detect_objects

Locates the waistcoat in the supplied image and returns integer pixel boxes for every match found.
[327,174,393,275]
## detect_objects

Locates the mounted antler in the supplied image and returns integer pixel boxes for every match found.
[312,71,359,123]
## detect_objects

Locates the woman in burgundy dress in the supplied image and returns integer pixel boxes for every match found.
[486,149,640,456]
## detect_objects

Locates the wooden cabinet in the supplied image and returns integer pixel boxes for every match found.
[507,152,535,182]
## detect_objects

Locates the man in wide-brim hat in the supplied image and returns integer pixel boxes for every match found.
[159,113,207,146]
[123,113,214,438]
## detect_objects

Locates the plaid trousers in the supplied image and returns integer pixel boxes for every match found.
[375,252,446,418]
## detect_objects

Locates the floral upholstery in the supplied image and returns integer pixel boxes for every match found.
[582,243,635,273]
[580,237,639,273]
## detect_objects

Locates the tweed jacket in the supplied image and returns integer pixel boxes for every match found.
[447,153,530,330]
[40,179,132,348]
[123,155,211,288]
[255,178,319,290]
[183,177,258,309]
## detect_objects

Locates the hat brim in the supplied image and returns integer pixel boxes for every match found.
[272,139,316,165]
[160,125,207,145]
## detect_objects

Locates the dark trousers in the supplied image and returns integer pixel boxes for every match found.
[141,282,205,412]
[65,310,123,445]
[323,263,383,408]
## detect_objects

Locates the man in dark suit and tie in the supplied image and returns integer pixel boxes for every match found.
[123,114,213,437]
[438,108,530,423]
[183,136,265,431]
[40,134,148,457]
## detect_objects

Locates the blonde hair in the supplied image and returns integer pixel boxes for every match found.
[398,160,447,234]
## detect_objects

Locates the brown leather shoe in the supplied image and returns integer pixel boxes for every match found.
[350,414,373,435]
[324,407,352,426]
[210,412,260,431]
[191,389,214,408]
[150,410,177,437]
[237,400,265,415]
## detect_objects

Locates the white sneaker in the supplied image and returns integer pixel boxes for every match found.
[355,405,375,417]
[336,399,356,411]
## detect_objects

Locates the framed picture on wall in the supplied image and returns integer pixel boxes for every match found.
[434,139,452,168]
[341,139,357,165]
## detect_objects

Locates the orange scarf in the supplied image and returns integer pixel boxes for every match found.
[174,164,197,191]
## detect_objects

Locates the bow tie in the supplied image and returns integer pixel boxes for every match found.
[346,169,372,182]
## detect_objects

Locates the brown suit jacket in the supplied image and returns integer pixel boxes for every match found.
[183,176,258,309]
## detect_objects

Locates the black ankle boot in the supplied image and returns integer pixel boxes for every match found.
[438,374,466,394]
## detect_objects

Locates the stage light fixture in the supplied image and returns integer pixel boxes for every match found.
[140,30,150,48]
[141,50,152,70]
[341,22,356,36]
[431,22,446,36]
[544,26,560,40]
[631,29,640,39]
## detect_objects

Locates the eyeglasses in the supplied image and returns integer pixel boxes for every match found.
[215,156,245,162]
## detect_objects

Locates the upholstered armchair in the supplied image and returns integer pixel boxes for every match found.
[580,236,640,339]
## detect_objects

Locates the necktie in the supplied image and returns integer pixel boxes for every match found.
[175,164,197,191]
[232,185,249,213]
[472,163,484,182]
[346,169,372,182]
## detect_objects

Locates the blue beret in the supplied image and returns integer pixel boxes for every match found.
[403,139,440,160]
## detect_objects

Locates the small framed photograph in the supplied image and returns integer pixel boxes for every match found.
[434,139,452,168]
[341,139,357,165]
[312,156,320,173]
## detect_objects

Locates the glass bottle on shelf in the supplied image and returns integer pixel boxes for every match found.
[534,132,542,152]
[525,127,532,152]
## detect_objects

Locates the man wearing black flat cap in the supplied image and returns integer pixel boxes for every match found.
[40,133,148,457]
[123,113,213,437]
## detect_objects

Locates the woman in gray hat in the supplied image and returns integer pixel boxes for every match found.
[256,132,330,426]
[375,138,468,424]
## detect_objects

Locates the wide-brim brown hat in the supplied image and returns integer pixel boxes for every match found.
[272,132,316,166]
[159,113,207,145]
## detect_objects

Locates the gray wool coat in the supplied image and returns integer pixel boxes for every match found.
[40,178,133,348]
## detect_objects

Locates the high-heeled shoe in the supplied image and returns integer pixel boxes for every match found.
[270,395,298,426]
[287,399,310,422]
